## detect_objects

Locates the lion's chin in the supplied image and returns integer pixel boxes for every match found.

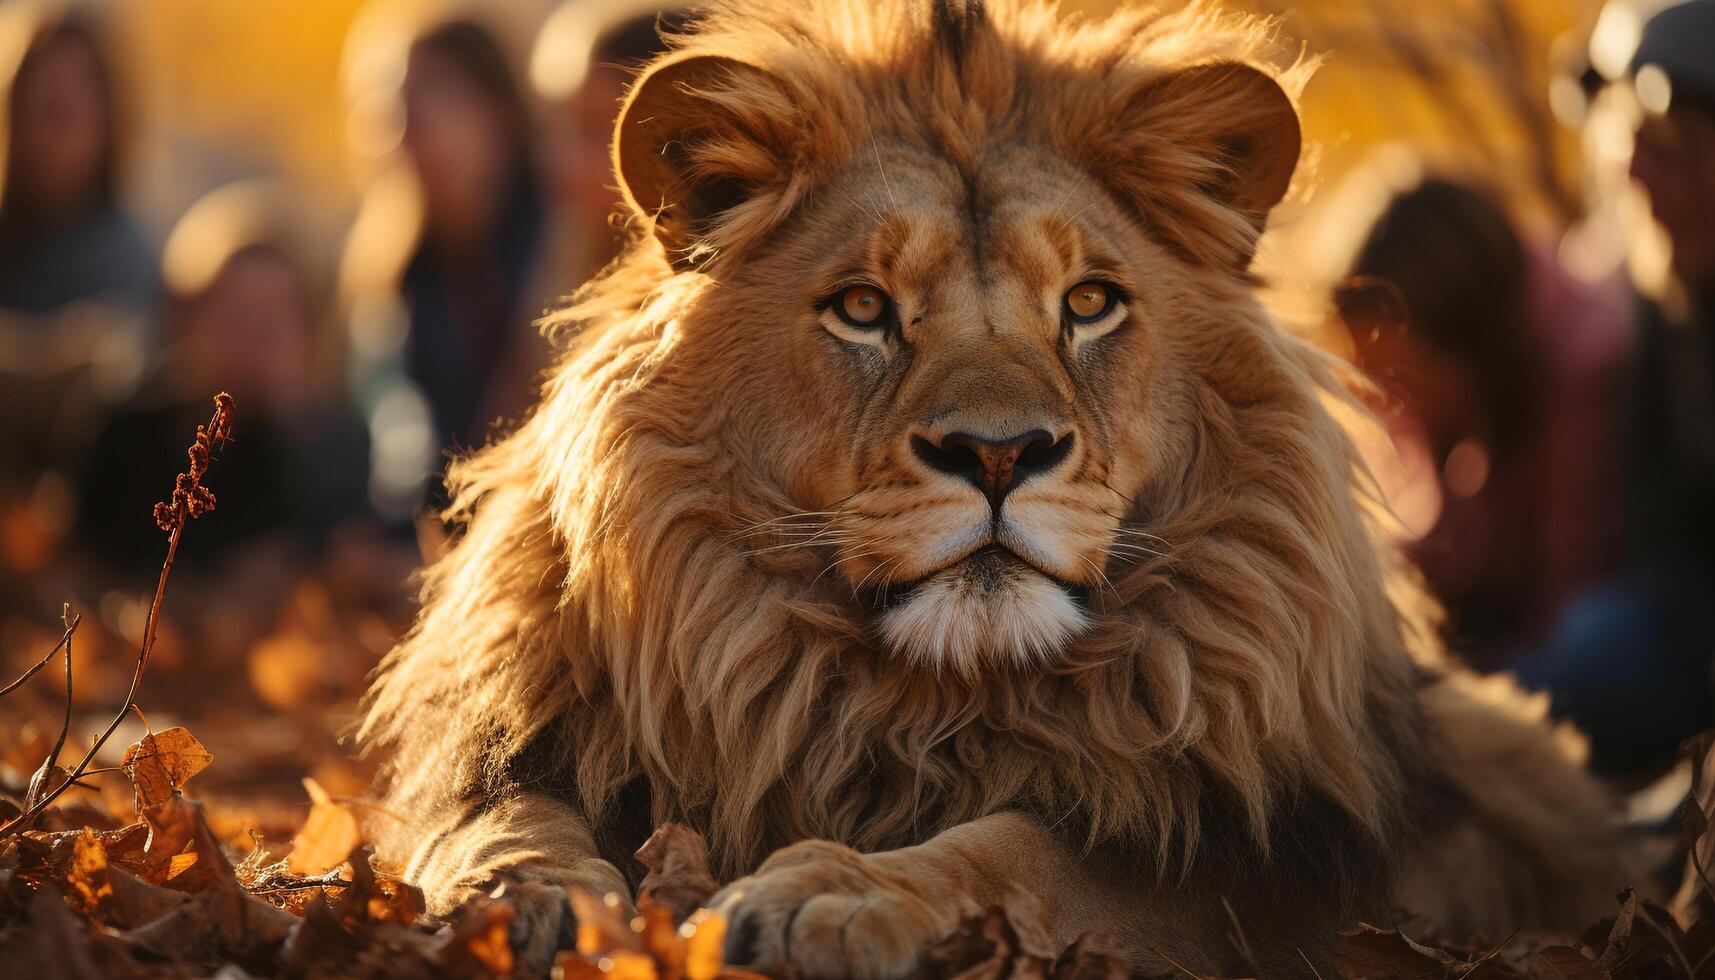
[877,547,1090,675]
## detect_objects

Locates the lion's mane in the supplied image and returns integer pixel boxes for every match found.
[361,0,1441,884]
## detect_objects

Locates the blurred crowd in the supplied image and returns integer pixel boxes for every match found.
[0,0,1712,795]
[1322,0,1715,777]
[0,0,690,814]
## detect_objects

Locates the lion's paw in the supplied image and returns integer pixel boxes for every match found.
[711,840,959,980]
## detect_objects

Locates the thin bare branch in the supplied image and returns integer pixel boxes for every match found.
[0,613,81,700]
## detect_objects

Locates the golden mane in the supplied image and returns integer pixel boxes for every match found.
[360,0,1440,881]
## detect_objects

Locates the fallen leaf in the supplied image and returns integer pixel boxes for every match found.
[438,897,516,976]
[286,777,360,875]
[23,757,71,812]
[157,796,296,952]
[603,950,663,980]
[0,886,109,980]
[1335,924,1458,980]
[573,885,645,957]
[104,865,193,929]
[139,793,200,881]
[1519,945,1598,980]
[922,891,1127,980]
[680,907,733,980]
[166,851,199,879]
[121,727,213,810]
[65,831,113,913]
[335,843,423,926]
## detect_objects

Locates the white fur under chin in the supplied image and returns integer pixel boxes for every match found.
[879,557,1089,676]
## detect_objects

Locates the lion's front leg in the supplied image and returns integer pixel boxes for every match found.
[711,812,1109,979]
[406,792,630,974]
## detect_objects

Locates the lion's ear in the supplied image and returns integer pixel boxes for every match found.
[613,54,789,270]
[1096,61,1301,270]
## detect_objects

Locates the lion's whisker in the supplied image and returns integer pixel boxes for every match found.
[1075,553,1116,599]
[1104,544,1170,563]
[1114,528,1170,546]
[854,555,904,595]
[728,511,842,536]
[741,533,851,557]
[813,547,884,588]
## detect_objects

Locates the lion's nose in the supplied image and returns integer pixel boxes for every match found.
[910,428,1074,508]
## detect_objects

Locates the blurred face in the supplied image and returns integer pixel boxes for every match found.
[1631,101,1715,296]
[8,35,109,216]
[561,66,629,221]
[183,250,313,406]
[401,45,515,247]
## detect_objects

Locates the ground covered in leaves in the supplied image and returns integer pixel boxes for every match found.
[5,725,1715,980]
[5,393,1715,978]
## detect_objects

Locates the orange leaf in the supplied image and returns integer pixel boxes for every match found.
[572,886,644,957]
[287,777,361,875]
[120,727,213,809]
[66,831,112,912]
[601,951,660,980]
[165,852,199,880]
[444,900,516,976]
[681,908,729,980]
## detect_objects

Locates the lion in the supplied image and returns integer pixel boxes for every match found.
[360,1,1635,975]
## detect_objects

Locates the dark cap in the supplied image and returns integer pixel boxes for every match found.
[1632,0,1715,110]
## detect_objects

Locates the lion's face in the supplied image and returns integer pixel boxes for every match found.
[603,16,1304,678]
[700,141,1194,673]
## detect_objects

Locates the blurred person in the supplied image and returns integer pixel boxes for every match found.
[1509,0,1715,773]
[340,18,553,525]
[0,10,155,318]
[1622,0,1715,561]
[532,3,693,291]
[76,182,372,580]
[395,19,549,461]
[0,10,158,542]
[1339,175,1629,675]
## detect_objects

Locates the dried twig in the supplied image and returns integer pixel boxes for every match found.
[1,392,234,838]
[23,606,79,811]
[48,605,75,769]
[0,612,81,700]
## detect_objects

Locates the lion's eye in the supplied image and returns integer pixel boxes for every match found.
[1063,281,1117,323]
[834,284,890,329]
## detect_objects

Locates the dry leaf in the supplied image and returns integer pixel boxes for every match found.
[336,843,424,926]
[121,727,213,810]
[923,894,1128,980]
[286,777,360,875]
[1519,946,1599,980]
[573,885,645,957]
[65,832,112,912]
[1337,924,1459,980]
[0,887,109,979]
[139,792,200,881]
[166,850,200,880]
[437,898,516,976]
[681,907,732,980]
[104,865,193,929]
